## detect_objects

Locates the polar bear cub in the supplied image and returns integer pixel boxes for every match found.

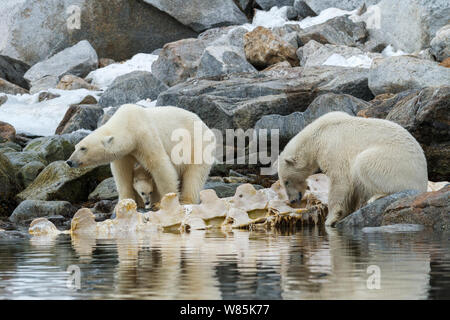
[278,112,428,226]
[133,163,156,210]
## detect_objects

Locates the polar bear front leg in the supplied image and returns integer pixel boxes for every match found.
[111,155,136,201]
[326,181,353,226]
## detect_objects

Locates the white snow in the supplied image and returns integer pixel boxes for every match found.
[85,53,159,89]
[135,99,157,108]
[298,7,356,29]
[322,53,373,68]
[382,44,408,57]
[0,89,101,136]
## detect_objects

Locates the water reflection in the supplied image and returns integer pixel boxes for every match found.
[0,227,449,299]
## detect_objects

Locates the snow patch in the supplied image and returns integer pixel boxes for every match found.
[322,53,373,68]
[382,45,408,57]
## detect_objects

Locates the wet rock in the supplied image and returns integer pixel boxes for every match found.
[9,200,77,224]
[56,74,99,91]
[336,190,420,231]
[0,0,198,65]
[430,25,450,62]
[157,66,372,131]
[0,230,29,240]
[0,78,28,95]
[0,153,18,216]
[88,177,118,201]
[382,186,450,233]
[255,92,371,144]
[244,27,299,69]
[55,104,103,134]
[298,16,367,46]
[17,161,111,203]
[385,86,450,181]
[143,0,248,32]
[37,91,61,102]
[151,39,207,87]
[197,45,257,78]
[99,71,167,108]
[24,40,98,92]
[362,224,424,233]
[368,56,450,95]
[0,121,16,143]
[294,1,317,18]
[0,55,30,89]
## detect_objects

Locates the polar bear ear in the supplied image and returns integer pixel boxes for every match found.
[102,136,114,147]
[284,156,296,166]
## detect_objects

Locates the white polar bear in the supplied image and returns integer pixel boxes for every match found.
[278,112,428,226]
[67,104,216,205]
[133,163,157,210]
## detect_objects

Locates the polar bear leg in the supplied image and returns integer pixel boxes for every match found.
[326,178,355,226]
[180,164,211,204]
[111,155,136,201]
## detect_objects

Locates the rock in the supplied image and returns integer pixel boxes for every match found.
[362,224,425,233]
[99,71,168,108]
[303,0,379,13]
[92,199,117,215]
[17,161,111,203]
[298,16,367,46]
[0,0,198,65]
[29,76,59,94]
[370,0,450,53]
[9,200,77,224]
[37,91,61,102]
[0,230,29,240]
[357,90,418,119]
[88,177,118,201]
[24,40,98,92]
[255,0,295,10]
[255,92,371,144]
[271,24,303,49]
[0,141,21,152]
[336,190,420,231]
[97,107,117,128]
[197,45,257,78]
[203,180,263,198]
[77,95,97,105]
[98,58,115,68]
[157,66,372,131]
[244,27,299,69]
[294,0,317,18]
[430,25,450,62]
[0,153,18,216]
[0,78,28,95]
[381,186,450,233]
[0,94,7,106]
[56,74,99,91]
[0,55,30,89]
[151,39,207,87]
[0,121,16,143]
[385,86,450,181]
[263,61,292,71]
[143,0,248,32]
[206,27,248,53]
[17,161,46,188]
[55,104,103,135]
[440,57,450,67]
[297,40,381,67]
[369,56,450,95]
[2,151,45,185]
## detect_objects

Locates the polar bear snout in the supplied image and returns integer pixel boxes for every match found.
[66,160,79,168]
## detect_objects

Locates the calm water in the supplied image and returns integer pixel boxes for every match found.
[0,227,449,299]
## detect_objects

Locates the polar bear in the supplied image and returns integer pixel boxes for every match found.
[66,104,216,205]
[278,112,428,226]
[133,163,157,210]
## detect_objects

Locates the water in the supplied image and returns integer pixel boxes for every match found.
[0,227,449,299]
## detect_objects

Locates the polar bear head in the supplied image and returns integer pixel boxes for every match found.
[133,176,154,210]
[278,155,309,205]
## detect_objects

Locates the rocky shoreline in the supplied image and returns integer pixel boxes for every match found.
[0,0,449,237]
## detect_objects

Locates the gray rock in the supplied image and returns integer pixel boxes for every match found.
[298,16,367,46]
[0,0,198,65]
[88,177,118,201]
[0,78,28,95]
[99,71,168,108]
[362,224,424,233]
[97,107,118,127]
[303,0,379,12]
[152,38,207,87]
[208,27,248,53]
[0,94,7,106]
[272,24,303,49]
[157,66,372,131]
[203,181,263,198]
[2,151,45,178]
[17,160,46,188]
[0,153,18,216]
[24,40,98,92]
[143,0,248,32]
[17,161,111,203]
[29,76,59,94]
[9,200,77,224]
[430,25,450,62]
[255,93,371,144]
[0,55,30,89]
[55,104,103,135]
[255,0,294,10]
[294,0,317,18]
[38,91,61,102]
[370,0,450,53]
[0,231,29,240]
[197,45,257,78]
[336,190,420,231]
[0,141,21,152]
[368,56,450,95]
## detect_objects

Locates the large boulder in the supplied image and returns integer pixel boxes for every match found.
[88,177,118,201]
[244,26,300,69]
[0,55,30,89]
[9,200,77,224]
[17,161,111,203]
[0,0,198,65]
[0,78,28,95]
[151,39,207,86]
[98,71,167,107]
[157,66,373,131]
[368,56,450,95]
[55,104,104,134]
[143,0,248,32]
[0,121,16,143]
[24,40,98,93]
[430,25,450,62]
[2,151,46,188]
[0,153,18,216]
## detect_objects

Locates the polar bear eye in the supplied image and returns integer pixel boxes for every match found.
[285,181,289,186]
[80,147,87,151]
[141,192,145,196]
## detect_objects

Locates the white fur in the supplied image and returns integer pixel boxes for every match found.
[278,112,428,226]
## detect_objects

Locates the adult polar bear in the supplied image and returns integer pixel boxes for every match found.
[66,104,216,205]
[278,112,428,226]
